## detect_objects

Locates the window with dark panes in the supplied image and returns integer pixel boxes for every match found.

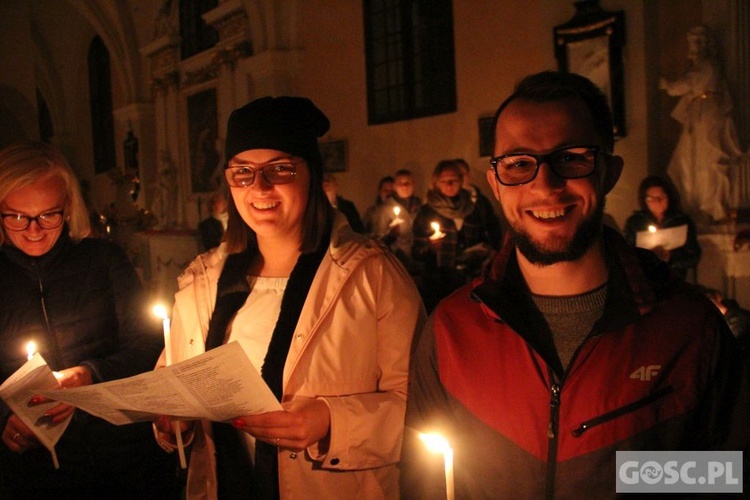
[363,0,456,125]
[88,36,115,174]
[179,0,219,59]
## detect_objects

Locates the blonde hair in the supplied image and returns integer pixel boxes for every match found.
[0,140,91,245]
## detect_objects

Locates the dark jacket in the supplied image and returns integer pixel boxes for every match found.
[402,228,747,499]
[623,210,701,281]
[0,233,175,498]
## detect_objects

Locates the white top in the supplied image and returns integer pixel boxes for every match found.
[228,276,288,373]
[227,275,288,459]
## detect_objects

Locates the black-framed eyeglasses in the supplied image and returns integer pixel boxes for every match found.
[490,145,606,186]
[1,210,65,231]
[224,160,303,188]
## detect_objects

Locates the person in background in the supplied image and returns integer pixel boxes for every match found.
[455,158,502,246]
[322,172,364,233]
[412,160,493,312]
[401,71,748,498]
[370,169,422,277]
[0,141,175,498]
[154,96,425,499]
[696,285,750,351]
[362,175,394,234]
[199,191,228,250]
[623,175,701,281]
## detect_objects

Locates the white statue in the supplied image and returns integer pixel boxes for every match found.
[659,25,743,223]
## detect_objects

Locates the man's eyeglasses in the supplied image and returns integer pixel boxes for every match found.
[224,160,303,188]
[490,145,606,186]
[1,210,65,231]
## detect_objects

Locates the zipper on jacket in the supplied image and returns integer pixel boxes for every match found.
[571,385,675,437]
[34,263,64,370]
[545,378,561,500]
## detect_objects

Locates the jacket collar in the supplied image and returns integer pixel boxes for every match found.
[1,228,72,272]
[472,227,666,350]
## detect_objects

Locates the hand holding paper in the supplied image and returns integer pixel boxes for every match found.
[635,224,688,251]
[0,353,73,468]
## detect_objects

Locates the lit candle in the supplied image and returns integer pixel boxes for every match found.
[648,225,657,233]
[419,432,455,500]
[429,221,445,240]
[26,341,37,361]
[152,304,186,469]
[389,205,404,227]
[152,304,172,366]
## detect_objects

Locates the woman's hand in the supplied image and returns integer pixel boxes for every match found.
[232,397,331,452]
[2,414,41,453]
[154,415,194,437]
[651,245,671,262]
[27,365,94,424]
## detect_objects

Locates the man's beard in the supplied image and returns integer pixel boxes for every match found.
[507,201,604,266]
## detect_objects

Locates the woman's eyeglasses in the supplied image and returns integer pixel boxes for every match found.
[1,210,65,231]
[224,160,303,188]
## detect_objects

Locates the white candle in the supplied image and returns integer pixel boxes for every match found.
[419,432,455,500]
[26,341,37,361]
[152,304,172,366]
[151,303,186,469]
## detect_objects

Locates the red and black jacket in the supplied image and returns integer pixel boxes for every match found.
[402,228,747,499]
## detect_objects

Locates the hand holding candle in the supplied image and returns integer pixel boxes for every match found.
[429,221,446,241]
[389,206,404,227]
[419,432,455,500]
[152,303,186,469]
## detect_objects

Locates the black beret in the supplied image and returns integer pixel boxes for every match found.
[224,96,330,173]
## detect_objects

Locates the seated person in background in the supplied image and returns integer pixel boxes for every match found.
[362,175,394,233]
[322,172,364,233]
[412,160,493,312]
[370,169,422,276]
[198,191,228,250]
[624,175,701,281]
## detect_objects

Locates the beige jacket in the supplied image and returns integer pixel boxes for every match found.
[157,214,425,499]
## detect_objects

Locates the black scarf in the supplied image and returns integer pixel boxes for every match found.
[205,238,329,499]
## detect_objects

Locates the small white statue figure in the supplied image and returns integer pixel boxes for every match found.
[659,25,743,223]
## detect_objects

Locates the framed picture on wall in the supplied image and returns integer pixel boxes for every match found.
[553,0,626,138]
[186,88,221,193]
[320,139,348,172]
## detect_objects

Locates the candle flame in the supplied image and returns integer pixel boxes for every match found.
[394,206,401,216]
[26,341,37,360]
[152,304,168,320]
[648,225,657,233]
[419,432,452,454]
[430,222,441,233]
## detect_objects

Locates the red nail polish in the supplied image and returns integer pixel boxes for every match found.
[232,418,245,428]
[27,397,42,406]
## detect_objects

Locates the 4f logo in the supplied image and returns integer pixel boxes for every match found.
[630,365,661,381]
